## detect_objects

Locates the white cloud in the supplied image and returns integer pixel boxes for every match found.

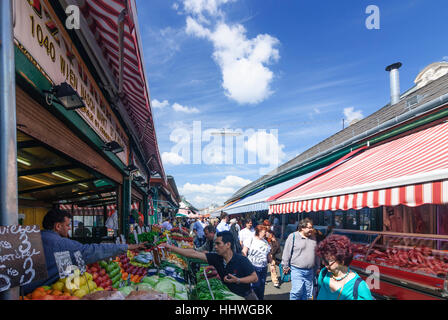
[182,0,236,17]
[152,99,170,109]
[343,107,364,124]
[184,10,280,105]
[218,175,251,188]
[245,131,286,166]
[172,102,200,114]
[162,152,186,165]
[180,175,251,208]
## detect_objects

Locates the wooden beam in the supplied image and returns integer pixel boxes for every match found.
[18,164,79,177]
[18,178,97,195]
[16,86,123,184]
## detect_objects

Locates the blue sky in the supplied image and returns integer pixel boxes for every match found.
[135,0,448,209]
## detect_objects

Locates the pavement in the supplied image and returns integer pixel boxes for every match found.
[264,268,291,300]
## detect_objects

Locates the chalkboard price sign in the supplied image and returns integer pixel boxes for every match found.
[0,225,47,293]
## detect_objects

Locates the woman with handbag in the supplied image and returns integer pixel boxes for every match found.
[266,230,281,288]
[315,234,374,300]
[242,225,272,300]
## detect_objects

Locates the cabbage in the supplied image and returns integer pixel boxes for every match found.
[133,283,154,292]
[118,286,134,297]
[142,275,159,287]
[154,279,176,296]
[174,292,189,300]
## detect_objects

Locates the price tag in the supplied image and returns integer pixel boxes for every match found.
[73,251,86,275]
[133,230,139,244]
[120,234,126,244]
[0,225,47,292]
[54,251,73,279]
[137,226,142,234]
[115,237,121,244]
[166,234,172,246]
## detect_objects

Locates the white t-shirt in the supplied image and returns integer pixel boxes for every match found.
[244,237,271,268]
[238,227,255,244]
[216,220,230,233]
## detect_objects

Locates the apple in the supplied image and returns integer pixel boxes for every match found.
[90,267,98,273]
[105,286,112,291]
[100,269,106,276]
[106,279,113,287]
[92,272,99,280]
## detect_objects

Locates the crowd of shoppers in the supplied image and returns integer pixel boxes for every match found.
[174,212,373,300]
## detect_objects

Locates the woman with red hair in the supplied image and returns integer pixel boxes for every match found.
[315,235,373,300]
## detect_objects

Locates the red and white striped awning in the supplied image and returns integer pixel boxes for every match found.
[80,0,165,180]
[269,122,448,214]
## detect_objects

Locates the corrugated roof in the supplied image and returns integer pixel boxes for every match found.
[229,71,448,201]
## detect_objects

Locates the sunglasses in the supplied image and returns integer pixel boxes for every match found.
[322,259,336,267]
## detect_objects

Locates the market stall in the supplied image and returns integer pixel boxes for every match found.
[330,228,448,300]
[21,225,242,300]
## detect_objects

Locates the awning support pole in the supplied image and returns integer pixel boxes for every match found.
[0,0,19,300]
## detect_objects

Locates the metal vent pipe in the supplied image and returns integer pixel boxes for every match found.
[386,62,402,105]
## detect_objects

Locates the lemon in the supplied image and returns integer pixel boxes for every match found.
[73,288,87,298]
[51,281,64,292]
[85,272,93,281]
[88,280,97,289]
[79,276,87,286]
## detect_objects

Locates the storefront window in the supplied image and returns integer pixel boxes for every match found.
[383,205,435,234]
[437,205,448,235]
[345,209,358,230]
[334,211,343,229]
[359,208,372,231]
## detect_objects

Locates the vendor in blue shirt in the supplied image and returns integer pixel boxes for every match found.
[24,209,147,294]
[161,231,259,300]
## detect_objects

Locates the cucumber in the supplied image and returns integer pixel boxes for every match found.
[109,268,120,278]
[112,273,121,284]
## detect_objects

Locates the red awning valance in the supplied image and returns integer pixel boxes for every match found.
[269,122,448,214]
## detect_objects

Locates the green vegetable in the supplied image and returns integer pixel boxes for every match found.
[111,273,121,284]
[142,275,159,287]
[99,261,108,269]
[155,279,176,296]
[118,286,134,297]
[109,267,120,278]
[112,282,120,289]
[175,292,189,300]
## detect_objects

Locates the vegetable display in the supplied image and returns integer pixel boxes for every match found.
[192,278,244,300]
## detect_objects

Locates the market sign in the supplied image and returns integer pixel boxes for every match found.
[13,0,129,165]
[0,225,47,293]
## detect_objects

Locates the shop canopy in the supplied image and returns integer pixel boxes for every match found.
[269,122,448,214]
[224,170,318,215]
[80,0,165,180]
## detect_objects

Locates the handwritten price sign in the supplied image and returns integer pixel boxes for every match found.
[0,225,47,292]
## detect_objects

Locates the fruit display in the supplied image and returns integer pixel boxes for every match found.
[25,271,103,300]
[164,252,188,270]
[117,252,148,283]
[24,286,79,300]
[88,261,114,290]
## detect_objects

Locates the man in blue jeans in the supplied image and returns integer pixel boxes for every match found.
[281,218,317,300]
